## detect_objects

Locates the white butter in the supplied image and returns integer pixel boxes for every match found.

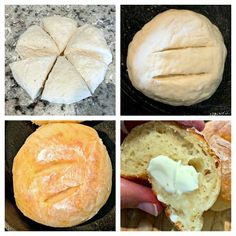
[147,155,199,195]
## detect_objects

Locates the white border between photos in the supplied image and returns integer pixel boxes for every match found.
[1,0,235,235]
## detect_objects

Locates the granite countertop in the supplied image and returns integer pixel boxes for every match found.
[5,5,115,115]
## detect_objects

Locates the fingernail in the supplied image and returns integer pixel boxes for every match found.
[137,202,159,216]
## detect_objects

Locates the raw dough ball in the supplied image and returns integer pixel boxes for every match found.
[127,9,227,106]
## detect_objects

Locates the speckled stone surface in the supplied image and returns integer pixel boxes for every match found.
[5,5,115,115]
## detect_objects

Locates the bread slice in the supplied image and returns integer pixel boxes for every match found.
[121,121,221,231]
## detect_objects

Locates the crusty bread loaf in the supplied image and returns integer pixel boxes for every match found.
[202,121,231,211]
[13,123,112,227]
[32,120,82,126]
[121,121,221,231]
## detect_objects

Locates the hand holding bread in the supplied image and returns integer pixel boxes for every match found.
[121,121,231,231]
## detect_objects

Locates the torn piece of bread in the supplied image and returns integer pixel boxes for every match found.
[202,121,231,211]
[32,120,82,126]
[121,121,221,231]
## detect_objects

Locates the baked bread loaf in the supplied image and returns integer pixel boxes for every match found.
[202,121,231,211]
[32,120,82,126]
[127,9,227,106]
[121,121,221,231]
[13,123,112,227]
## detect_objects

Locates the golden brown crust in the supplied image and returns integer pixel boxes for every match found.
[202,121,231,209]
[13,123,112,227]
[32,120,82,126]
[165,207,184,231]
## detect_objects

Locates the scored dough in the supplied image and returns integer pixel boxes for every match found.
[67,53,108,93]
[41,56,91,104]
[41,15,77,54]
[127,9,227,106]
[64,24,112,65]
[9,56,56,100]
[16,25,60,59]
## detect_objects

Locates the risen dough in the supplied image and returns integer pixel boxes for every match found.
[127,9,227,106]
[41,15,77,53]
[9,56,56,100]
[16,25,60,59]
[13,123,112,227]
[41,56,91,104]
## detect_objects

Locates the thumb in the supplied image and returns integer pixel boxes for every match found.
[121,178,163,216]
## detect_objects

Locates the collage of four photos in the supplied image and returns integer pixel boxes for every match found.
[3,1,232,233]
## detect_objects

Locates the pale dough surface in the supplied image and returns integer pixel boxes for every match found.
[65,24,112,65]
[41,56,91,104]
[16,25,59,59]
[9,56,56,100]
[127,9,227,106]
[67,53,108,93]
[41,15,77,53]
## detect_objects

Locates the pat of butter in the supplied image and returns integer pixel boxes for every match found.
[147,155,199,195]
